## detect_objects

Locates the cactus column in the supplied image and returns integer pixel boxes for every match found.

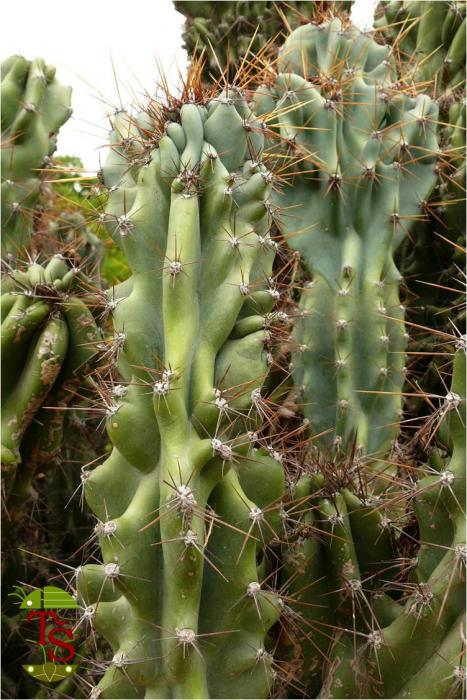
[251,19,464,698]
[321,342,466,699]
[253,18,439,459]
[78,90,287,698]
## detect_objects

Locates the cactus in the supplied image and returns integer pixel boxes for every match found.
[0,16,464,700]
[375,1,466,100]
[248,19,465,698]
[174,1,352,81]
[1,256,100,520]
[1,56,72,256]
[277,336,466,699]
[252,18,439,458]
[375,1,466,420]
[75,82,292,698]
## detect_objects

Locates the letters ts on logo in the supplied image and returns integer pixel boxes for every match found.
[26,610,76,663]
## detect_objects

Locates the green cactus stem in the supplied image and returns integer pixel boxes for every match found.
[1,256,100,518]
[77,85,289,698]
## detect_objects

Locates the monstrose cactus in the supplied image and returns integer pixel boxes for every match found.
[76,87,290,698]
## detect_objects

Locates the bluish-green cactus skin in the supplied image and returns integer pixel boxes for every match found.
[252,18,439,459]
[77,91,288,699]
[1,56,72,256]
[1,258,100,518]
